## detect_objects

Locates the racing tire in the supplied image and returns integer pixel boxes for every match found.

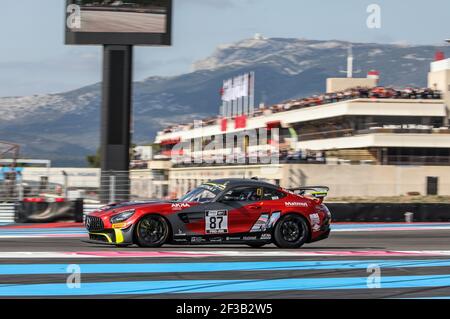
[135,215,170,248]
[273,214,309,249]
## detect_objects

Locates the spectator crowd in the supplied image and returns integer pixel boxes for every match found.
[160,86,442,135]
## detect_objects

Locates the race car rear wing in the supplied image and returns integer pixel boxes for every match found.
[287,186,329,203]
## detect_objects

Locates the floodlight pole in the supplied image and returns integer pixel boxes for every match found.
[100,45,133,203]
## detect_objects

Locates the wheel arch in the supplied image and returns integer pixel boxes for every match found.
[132,212,173,244]
[277,211,312,243]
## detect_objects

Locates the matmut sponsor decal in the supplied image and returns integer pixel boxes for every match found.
[285,202,308,207]
[171,203,190,210]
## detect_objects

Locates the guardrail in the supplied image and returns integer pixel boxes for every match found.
[0,201,103,225]
[2,201,450,224]
[327,203,450,222]
[16,199,83,223]
[0,170,131,204]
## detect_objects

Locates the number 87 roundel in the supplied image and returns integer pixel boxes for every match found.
[205,210,228,234]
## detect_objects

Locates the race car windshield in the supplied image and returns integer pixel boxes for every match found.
[177,186,220,203]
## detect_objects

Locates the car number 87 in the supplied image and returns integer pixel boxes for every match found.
[205,210,228,234]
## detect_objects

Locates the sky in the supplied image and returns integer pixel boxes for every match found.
[1,0,450,97]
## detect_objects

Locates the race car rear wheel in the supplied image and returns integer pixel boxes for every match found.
[135,215,170,248]
[273,214,309,249]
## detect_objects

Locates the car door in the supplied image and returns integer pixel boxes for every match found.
[179,185,267,236]
[198,187,286,236]
[210,185,266,234]
[241,187,287,233]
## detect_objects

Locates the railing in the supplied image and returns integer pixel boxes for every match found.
[2,163,449,214]
[386,156,450,166]
[298,127,450,141]
[0,203,15,224]
[158,88,443,134]
[298,129,355,141]
[171,156,326,168]
[0,169,165,204]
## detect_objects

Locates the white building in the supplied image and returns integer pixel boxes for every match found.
[150,57,450,198]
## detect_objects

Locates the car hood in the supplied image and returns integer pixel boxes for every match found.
[88,200,198,218]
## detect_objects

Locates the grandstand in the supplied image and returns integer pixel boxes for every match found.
[155,85,447,167]
[143,54,450,198]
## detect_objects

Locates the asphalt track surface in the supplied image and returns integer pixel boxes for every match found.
[80,11,166,33]
[1,223,450,299]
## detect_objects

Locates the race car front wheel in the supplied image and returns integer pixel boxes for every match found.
[273,214,309,249]
[135,215,170,248]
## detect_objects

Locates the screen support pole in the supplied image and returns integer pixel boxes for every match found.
[100,45,133,203]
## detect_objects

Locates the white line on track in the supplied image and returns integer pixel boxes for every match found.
[333,226,450,232]
[2,250,450,259]
[1,225,450,239]
[0,235,87,239]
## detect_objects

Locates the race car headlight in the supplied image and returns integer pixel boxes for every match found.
[110,210,135,224]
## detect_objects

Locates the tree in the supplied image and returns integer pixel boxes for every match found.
[86,148,101,168]
[87,145,142,167]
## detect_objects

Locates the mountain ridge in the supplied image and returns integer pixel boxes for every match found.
[1,37,449,166]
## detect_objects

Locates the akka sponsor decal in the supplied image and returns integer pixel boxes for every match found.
[172,203,191,210]
[285,202,308,207]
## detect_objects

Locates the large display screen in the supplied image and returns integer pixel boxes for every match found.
[65,0,172,45]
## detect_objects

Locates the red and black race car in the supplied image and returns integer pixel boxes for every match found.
[84,178,331,248]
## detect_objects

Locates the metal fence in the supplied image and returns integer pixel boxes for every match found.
[0,201,102,224]
[2,168,450,205]
[0,170,157,204]
[0,203,15,223]
[99,171,131,203]
[0,177,98,203]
